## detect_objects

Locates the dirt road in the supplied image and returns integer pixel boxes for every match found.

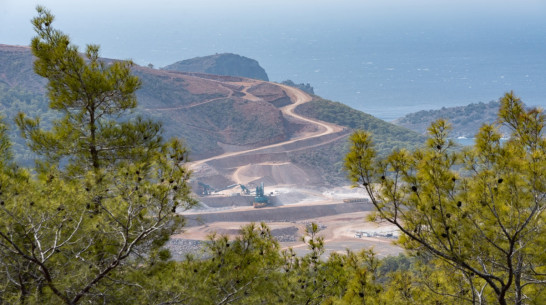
[178,211,402,258]
[188,83,343,171]
[172,81,402,257]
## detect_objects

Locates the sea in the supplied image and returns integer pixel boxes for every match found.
[2,2,546,122]
[96,14,546,122]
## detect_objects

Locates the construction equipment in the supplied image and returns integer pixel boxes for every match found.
[198,182,213,195]
[240,184,251,195]
[253,182,269,208]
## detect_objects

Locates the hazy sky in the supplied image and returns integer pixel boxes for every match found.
[2,0,545,58]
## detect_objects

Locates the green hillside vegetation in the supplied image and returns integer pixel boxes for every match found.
[1,8,544,304]
[393,100,510,137]
[0,84,55,166]
[288,98,426,185]
[0,44,45,91]
[289,138,350,185]
[295,98,426,154]
[162,53,269,81]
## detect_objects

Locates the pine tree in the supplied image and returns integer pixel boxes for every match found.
[17,6,161,178]
[0,7,195,304]
[344,92,546,305]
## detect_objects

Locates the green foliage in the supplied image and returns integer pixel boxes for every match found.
[157,222,460,305]
[17,6,164,177]
[344,92,546,305]
[117,222,283,304]
[0,83,54,166]
[0,7,195,304]
[185,223,283,304]
[0,117,11,163]
[290,98,425,186]
[296,98,425,156]
[156,222,388,305]
[394,100,509,138]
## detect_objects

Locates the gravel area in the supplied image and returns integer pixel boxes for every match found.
[166,239,207,260]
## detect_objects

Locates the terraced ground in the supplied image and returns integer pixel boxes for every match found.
[0,44,403,257]
[170,79,400,257]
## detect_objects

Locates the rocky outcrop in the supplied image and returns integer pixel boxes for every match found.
[162,53,269,81]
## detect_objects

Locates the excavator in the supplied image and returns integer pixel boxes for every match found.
[198,181,213,195]
[240,184,251,195]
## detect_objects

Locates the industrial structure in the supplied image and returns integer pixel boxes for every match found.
[195,180,272,208]
[253,182,269,208]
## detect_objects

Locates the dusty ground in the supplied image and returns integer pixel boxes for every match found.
[170,83,403,259]
[187,84,342,171]
[173,210,402,258]
[173,188,403,259]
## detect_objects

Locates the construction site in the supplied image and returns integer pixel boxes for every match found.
[169,79,401,258]
[174,181,401,258]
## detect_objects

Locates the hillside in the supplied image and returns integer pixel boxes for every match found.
[0,44,422,186]
[162,53,269,81]
[291,98,426,185]
[392,101,510,137]
[0,45,46,91]
[296,98,425,154]
[131,69,293,159]
[0,45,291,161]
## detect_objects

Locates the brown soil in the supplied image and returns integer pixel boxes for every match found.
[175,210,401,258]
[177,83,401,257]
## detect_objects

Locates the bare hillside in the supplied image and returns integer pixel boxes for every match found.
[1,43,412,257]
[1,44,422,187]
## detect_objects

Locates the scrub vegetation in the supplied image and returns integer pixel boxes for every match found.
[0,7,544,305]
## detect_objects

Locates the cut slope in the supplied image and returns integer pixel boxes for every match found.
[136,72,296,159]
[1,44,424,187]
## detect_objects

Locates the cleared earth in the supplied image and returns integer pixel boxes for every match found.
[168,80,401,258]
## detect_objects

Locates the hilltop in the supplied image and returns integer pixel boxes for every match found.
[162,53,269,81]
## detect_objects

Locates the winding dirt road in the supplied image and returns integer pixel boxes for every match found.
[175,81,401,257]
[188,82,343,171]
